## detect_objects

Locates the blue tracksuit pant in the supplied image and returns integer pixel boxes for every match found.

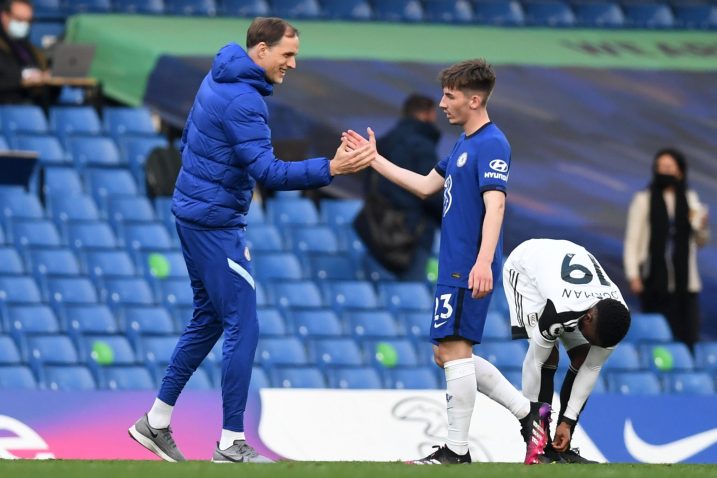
[158,222,258,432]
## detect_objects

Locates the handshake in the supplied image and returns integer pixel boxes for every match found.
[329,128,379,176]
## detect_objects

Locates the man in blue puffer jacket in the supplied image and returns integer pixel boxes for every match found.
[129,17,376,463]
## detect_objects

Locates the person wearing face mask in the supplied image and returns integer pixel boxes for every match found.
[624,148,710,351]
[0,0,48,104]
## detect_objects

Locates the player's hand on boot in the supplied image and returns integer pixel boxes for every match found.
[552,421,572,452]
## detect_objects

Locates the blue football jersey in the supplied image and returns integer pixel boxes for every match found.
[434,122,511,288]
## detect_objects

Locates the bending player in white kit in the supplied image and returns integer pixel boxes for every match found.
[504,239,632,463]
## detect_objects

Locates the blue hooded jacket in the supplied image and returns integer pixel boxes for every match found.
[172,42,332,228]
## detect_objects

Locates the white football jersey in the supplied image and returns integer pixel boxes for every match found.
[510,238,626,314]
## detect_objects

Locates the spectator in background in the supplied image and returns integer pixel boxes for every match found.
[361,93,443,280]
[624,148,710,350]
[0,0,48,104]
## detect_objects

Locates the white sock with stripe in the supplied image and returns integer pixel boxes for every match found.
[473,354,530,419]
[444,358,476,456]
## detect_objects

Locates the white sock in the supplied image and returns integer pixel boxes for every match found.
[473,354,531,420]
[220,429,246,450]
[444,358,476,456]
[147,398,173,429]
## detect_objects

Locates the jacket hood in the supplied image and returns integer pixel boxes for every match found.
[211,42,273,96]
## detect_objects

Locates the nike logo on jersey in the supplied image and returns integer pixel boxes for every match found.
[624,419,717,463]
[434,321,448,328]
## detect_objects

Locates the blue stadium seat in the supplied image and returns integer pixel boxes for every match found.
[43,167,84,197]
[523,0,575,26]
[326,367,382,388]
[67,136,122,168]
[290,309,343,338]
[334,225,367,259]
[365,339,419,368]
[0,192,44,226]
[164,0,217,16]
[640,343,694,372]
[103,107,156,138]
[385,367,439,389]
[246,203,266,225]
[0,247,24,274]
[423,0,474,23]
[256,337,308,366]
[623,3,674,28]
[122,305,175,337]
[266,198,318,226]
[482,311,511,341]
[257,307,286,336]
[66,221,117,250]
[33,0,65,20]
[0,335,22,364]
[246,224,283,252]
[310,338,363,367]
[475,341,526,369]
[13,135,68,165]
[602,343,641,371]
[286,226,339,253]
[49,107,102,144]
[673,4,717,29]
[253,252,303,280]
[26,335,79,369]
[99,365,155,390]
[64,304,118,338]
[345,310,400,339]
[65,0,112,13]
[663,372,716,395]
[0,135,6,150]
[320,199,363,226]
[29,20,65,49]
[401,311,428,340]
[256,282,269,307]
[122,222,172,250]
[694,342,717,371]
[321,0,371,19]
[108,196,156,230]
[154,196,174,229]
[86,168,139,208]
[378,282,433,312]
[362,254,396,282]
[271,366,326,388]
[624,313,672,343]
[574,1,624,27]
[184,367,214,389]
[113,0,165,14]
[80,335,137,367]
[472,0,525,25]
[607,371,662,395]
[83,250,136,279]
[158,279,193,308]
[249,366,269,389]
[323,280,379,311]
[48,195,100,225]
[42,365,96,390]
[141,336,179,365]
[118,135,169,185]
[0,105,48,135]
[218,0,270,17]
[0,365,37,389]
[138,251,188,279]
[46,277,98,305]
[28,248,80,277]
[308,254,358,281]
[271,0,322,18]
[270,281,323,308]
[0,276,42,304]
[372,0,424,22]
[103,277,155,306]
[6,304,59,341]
[12,219,62,249]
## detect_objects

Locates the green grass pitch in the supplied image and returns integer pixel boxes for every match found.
[1,461,716,478]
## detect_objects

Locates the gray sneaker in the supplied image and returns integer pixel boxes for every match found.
[212,440,274,463]
[128,414,186,462]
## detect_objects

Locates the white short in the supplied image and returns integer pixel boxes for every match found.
[502,256,588,352]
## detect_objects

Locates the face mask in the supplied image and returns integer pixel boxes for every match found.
[654,173,679,189]
[7,19,30,39]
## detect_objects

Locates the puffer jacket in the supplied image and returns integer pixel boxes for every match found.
[172,42,331,228]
